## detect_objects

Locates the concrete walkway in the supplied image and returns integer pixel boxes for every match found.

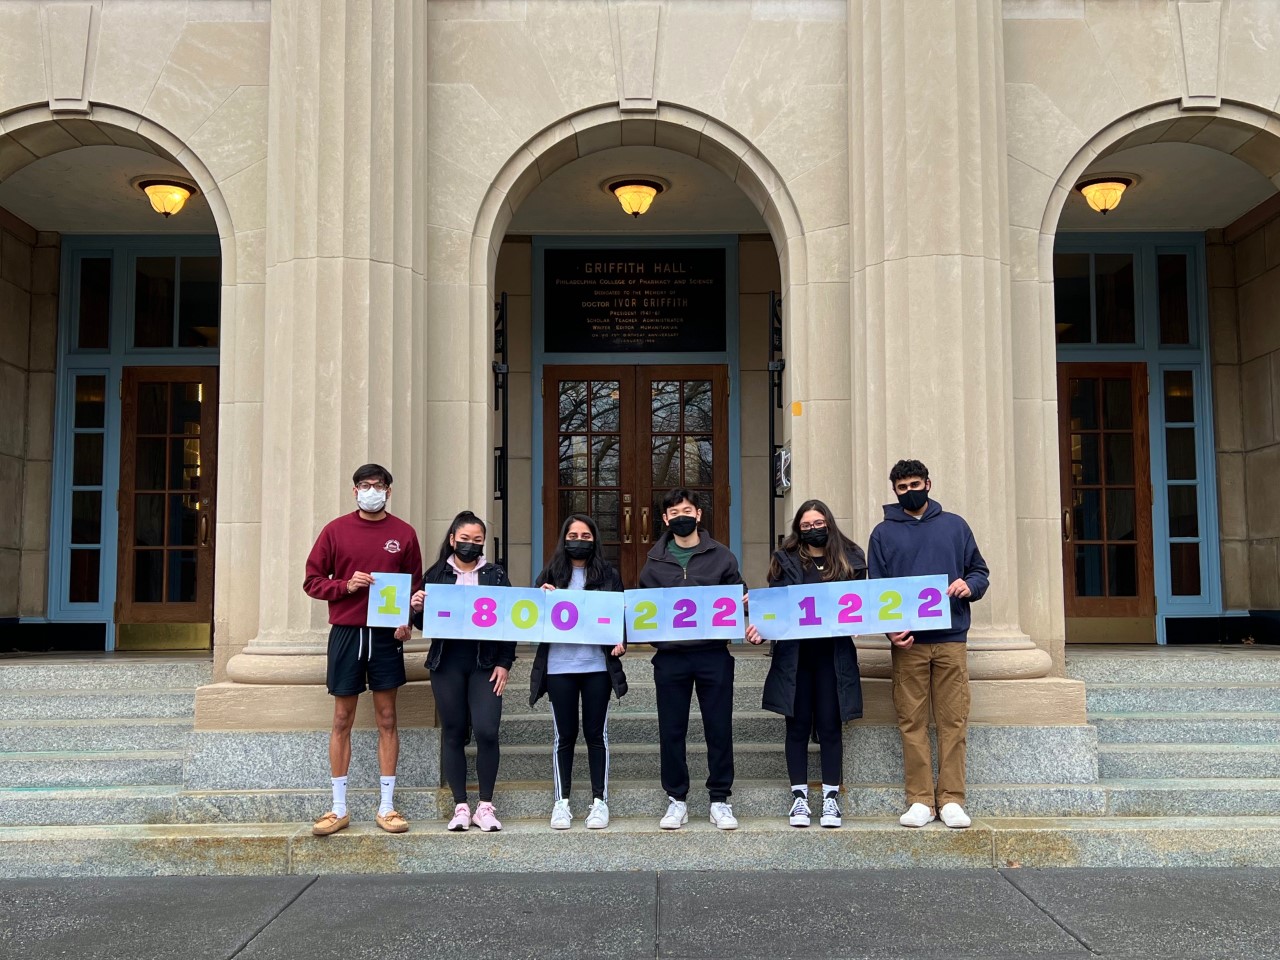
[2,868,1277,959]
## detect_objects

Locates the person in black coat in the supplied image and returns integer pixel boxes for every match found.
[409,510,512,833]
[530,513,627,831]
[746,499,866,829]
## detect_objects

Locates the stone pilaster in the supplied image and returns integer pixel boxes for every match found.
[849,0,1054,682]
[219,0,425,693]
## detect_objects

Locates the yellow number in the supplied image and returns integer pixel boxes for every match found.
[377,585,401,616]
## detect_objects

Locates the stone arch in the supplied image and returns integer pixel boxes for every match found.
[0,105,238,283]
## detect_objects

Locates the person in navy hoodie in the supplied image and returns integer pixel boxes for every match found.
[867,459,989,831]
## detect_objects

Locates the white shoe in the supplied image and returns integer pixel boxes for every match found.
[899,802,936,827]
[660,798,688,830]
[788,793,811,827]
[709,802,738,830]
[820,792,842,828]
[550,798,572,830]
[939,802,971,829]
[585,798,610,829]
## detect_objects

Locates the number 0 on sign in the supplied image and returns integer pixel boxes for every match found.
[365,572,413,628]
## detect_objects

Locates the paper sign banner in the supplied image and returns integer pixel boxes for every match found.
[365,572,413,628]
[746,575,952,641]
[624,585,746,644]
[420,584,625,646]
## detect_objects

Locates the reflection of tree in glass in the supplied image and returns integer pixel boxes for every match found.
[558,381,588,431]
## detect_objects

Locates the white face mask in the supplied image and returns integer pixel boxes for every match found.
[356,488,387,513]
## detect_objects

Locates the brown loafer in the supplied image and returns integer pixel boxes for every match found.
[376,809,409,834]
[312,811,350,836]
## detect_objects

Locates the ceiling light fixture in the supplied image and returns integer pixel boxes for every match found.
[135,178,198,218]
[1076,176,1134,216]
[603,177,668,218]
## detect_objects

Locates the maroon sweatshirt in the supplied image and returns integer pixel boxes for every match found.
[303,511,424,626]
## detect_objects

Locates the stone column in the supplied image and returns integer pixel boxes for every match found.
[214,0,427,700]
[848,0,1054,683]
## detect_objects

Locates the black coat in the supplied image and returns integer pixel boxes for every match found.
[528,563,628,707]
[415,559,516,671]
[760,545,867,722]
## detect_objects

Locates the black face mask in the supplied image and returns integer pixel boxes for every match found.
[453,541,483,563]
[799,527,829,547]
[897,488,929,512]
[668,515,698,538]
[564,540,595,561]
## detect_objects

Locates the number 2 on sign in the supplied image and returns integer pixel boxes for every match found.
[632,600,658,631]
[879,590,903,620]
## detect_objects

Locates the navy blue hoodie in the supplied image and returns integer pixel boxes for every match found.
[867,499,989,644]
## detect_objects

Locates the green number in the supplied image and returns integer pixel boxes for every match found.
[879,590,903,620]
[377,585,401,616]
[511,599,539,630]
[632,600,658,631]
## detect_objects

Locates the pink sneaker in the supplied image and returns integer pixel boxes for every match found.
[447,803,471,832]
[472,801,502,832]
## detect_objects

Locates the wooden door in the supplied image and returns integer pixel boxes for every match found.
[543,365,730,586]
[116,367,219,645]
[1058,362,1155,640]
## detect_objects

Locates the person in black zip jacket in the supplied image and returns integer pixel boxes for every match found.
[409,510,513,833]
[531,513,628,831]
[638,487,746,831]
[746,499,866,829]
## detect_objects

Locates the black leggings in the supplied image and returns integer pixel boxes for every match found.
[546,671,612,801]
[785,640,843,786]
[432,643,503,804]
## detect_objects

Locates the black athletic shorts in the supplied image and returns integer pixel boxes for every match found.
[326,625,407,696]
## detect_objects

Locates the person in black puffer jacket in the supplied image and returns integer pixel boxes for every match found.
[530,513,627,831]
[746,498,866,830]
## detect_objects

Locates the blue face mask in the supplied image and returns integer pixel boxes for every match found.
[897,488,928,511]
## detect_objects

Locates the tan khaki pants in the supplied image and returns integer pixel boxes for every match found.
[890,641,970,809]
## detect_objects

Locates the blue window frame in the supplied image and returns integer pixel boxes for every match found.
[1054,233,1222,640]
[46,236,220,648]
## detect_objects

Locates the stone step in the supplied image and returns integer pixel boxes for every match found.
[0,750,184,788]
[0,718,193,753]
[1066,650,1280,685]
[522,681,766,715]
[1099,743,1280,780]
[0,786,179,827]
[0,659,213,690]
[1085,683,1280,714]
[0,689,197,721]
[6,816,1280,876]
[1100,778,1280,817]
[502,649,776,684]
[465,741,802,783]
[1091,712,1280,744]
[496,709,785,745]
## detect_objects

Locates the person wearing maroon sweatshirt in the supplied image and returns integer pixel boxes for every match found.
[303,463,423,837]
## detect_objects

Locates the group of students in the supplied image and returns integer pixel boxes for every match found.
[302,458,989,836]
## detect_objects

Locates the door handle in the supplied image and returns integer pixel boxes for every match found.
[640,506,651,543]
[200,514,210,546]
[623,506,632,544]
[1062,508,1072,543]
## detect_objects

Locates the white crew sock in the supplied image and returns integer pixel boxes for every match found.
[823,783,839,798]
[331,776,348,817]
[379,775,396,816]
[791,783,807,796]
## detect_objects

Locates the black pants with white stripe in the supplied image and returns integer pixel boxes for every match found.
[546,671,612,801]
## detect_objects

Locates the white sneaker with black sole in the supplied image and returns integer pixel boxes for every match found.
[549,798,572,830]
[709,802,738,830]
[660,797,688,830]
[788,792,811,827]
[820,792,842,828]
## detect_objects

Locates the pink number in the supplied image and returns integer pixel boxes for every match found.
[837,593,863,624]
[711,597,738,627]
[917,588,944,618]
[472,597,498,628]
[797,595,823,626]
[551,600,579,631]
[672,598,697,628]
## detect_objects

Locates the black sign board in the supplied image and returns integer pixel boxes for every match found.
[544,247,727,353]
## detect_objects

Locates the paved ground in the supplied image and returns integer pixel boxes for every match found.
[2,868,1278,960]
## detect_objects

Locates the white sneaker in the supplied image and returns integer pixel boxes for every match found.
[660,797,688,830]
[550,798,572,830]
[899,802,936,827]
[709,802,739,830]
[788,793,811,827]
[939,802,971,829]
[820,792,842,828]
[585,798,610,829]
